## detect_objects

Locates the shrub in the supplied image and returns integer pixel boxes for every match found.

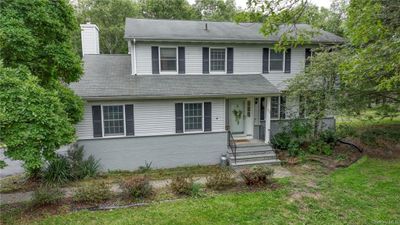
[31,185,64,206]
[121,176,153,199]
[170,176,194,195]
[190,183,202,197]
[319,129,338,144]
[138,161,152,173]
[308,140,333,156]
[73,182,112,203]
[288,140,301,157]
[43,156,72,184]
[67,144,100,180]
[206,169,236,190]
[271,132,291,150]
[240,166,274,186]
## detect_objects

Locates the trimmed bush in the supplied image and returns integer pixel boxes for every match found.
[206,169,236,190]
[170,176,194,196]
[240,166,274,186]
[73,182,112,203]
[31,185,64,206]
[121,176,153,199]
[43,156,71,184]
[67,144,100,180]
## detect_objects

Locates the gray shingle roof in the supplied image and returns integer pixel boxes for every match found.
[70,55,280,99]
[124,18,344,43]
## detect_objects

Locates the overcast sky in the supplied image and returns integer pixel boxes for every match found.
[188,0,333,9]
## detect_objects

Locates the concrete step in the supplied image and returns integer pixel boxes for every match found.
[227,149,275,157]
[236,143,272,148]
[229,153,277,162]
[230,159,281,167]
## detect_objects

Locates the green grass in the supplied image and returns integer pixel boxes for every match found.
[29,157,400,225]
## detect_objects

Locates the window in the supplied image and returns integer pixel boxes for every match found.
[247,100,251,117]
[184,103,203,132]
[210,48,226,72]
[160,47,177,72]
[103,105,124,136]
[260,97,265,121]
[271,96,286,119]
[270,49,284,71]
[271,97,279,119]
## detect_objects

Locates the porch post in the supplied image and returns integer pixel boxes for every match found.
[265,96,271,144]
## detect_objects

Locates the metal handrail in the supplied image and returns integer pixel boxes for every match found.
[227,130,237,163]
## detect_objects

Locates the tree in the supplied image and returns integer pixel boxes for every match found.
[0,64,75,174]
[194,0,237,21]
[74,0,142,54]
[139,0,201,20]
[0,0,82,85]
[0,0,84,173]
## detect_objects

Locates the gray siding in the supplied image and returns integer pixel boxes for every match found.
[78,132,227,171]
[133,43,314,87]
[76,99,226,140]
[270,117,336,137]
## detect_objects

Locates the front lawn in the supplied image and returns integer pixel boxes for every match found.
[29,157,400,225]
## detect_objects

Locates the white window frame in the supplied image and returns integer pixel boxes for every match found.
[159,46,178,74]
[183,102,204,133]
[209,47,227,74]
[101,104,126,138]
[270,96,285,120]
[269,49,285,72]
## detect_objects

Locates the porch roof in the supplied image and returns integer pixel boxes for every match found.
[70,55,280,99]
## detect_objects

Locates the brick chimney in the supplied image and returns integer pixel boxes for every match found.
[80,23,100,55]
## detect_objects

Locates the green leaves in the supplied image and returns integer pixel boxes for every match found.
[0,64,75,173]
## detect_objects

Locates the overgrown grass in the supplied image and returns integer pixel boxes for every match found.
[26,157,400,225]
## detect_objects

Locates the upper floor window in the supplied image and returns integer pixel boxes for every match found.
[160,47,177,72]
[270,50,284,72]
[103,105,125,136]
[210,48,226,72]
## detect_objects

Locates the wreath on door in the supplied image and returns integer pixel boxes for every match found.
[232,105,243,125]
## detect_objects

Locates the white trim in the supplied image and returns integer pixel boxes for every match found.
[269,48,285,72]
[159,46,178,74]
[133,39,137,75]
[101,104,126,138]
[182,101,205,133]
[209,47,227,74]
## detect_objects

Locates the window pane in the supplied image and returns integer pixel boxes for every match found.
[103,105,124,136]
[271,97,279,119]
[270,50,284,71]
[160,48,177,71]
[210,49,225,71]
[184,103,203,131]
[280,96,286,119]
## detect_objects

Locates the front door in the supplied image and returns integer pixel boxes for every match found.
[229,99,245,134]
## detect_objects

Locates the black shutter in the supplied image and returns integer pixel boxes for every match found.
[227,48,234,74]
[92,105,102,137]
[204,102,212,132]
[305,48,312,67]
[178,46,185,74]
[125,104,134,136]
[151,46,159,74]
[262,48,269,73]
[284,48,291,73]
[175,103,183,133]
[202,47,209,74]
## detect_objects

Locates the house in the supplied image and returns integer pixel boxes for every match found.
[71,19,343,170]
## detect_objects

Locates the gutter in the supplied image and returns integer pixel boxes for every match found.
[131,39,137,75]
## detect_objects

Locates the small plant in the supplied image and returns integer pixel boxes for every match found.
[138,161,152,173]
[170,176,194,196]
[67,144,100,180]
[319,129,338,144]
[308,140,333,156]
[288,140,301,157]
[190,183,203,197]
[271,132,291,150]
[240,166,274,186]
[206,169,236,190]
[121,176,153,199]
[31,185,64,206]
[73,182,112,203]
[43,156,72,184]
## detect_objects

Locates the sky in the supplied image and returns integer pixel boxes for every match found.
[188,0,333,9]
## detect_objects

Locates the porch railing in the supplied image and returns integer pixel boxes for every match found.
[227,130,237,163]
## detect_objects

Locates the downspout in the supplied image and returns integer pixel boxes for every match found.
[133,38,137,75]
